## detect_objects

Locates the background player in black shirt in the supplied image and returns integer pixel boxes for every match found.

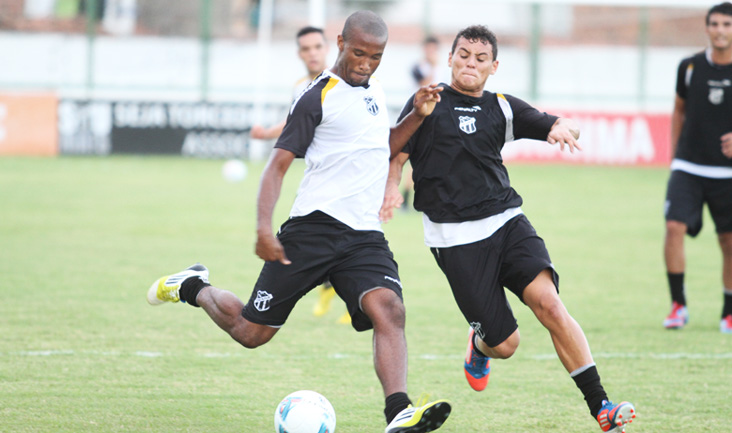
[662,2,732,334]
[381,25,635,432]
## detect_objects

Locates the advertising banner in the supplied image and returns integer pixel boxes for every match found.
[502,110,672,165]
[58,100,286,158]
[0,93,58,156]
[56,100,673,165]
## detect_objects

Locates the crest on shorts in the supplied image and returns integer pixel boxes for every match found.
[364,95,379,116]
[459,116,477,134]
[709,87,725,105]
[470,322,486,340]
[254,290,273,312]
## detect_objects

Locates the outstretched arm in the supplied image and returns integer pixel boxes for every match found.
[547,117,581,153]
[256,148,295,264]
[379,153,410,223]
[250,119,287,140]
[389,84,443,159]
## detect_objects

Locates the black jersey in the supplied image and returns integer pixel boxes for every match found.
[398,84,558,223]
[675,50,732,168]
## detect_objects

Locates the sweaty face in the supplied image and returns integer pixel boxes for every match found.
[298,32,329,77]
[448,37,498,97]
[335,29,386,87]
[707,13,732,52]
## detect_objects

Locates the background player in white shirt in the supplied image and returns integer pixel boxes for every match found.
[249,26,330,140]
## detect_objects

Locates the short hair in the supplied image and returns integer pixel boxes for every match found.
[450,25,498,61]
[342,10,388,43]
[424,35,439,45]
[707,2,732,25]
[296,26,325,41]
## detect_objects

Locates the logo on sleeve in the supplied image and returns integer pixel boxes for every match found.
[459,115,477,134]
[364,95,379,116]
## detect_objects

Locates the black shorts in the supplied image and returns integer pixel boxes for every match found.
[241,211,403,332]
[430,214,559,347]
[665,170,732,237]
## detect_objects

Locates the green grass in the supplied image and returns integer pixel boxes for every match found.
[1,156,730,432]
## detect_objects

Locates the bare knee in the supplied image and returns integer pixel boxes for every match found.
[666,220,687,239]
[483,330,519,359]
[524,279,575,335]
[362,288,405,330]
[231,321,278,349]
[535,295,569,327]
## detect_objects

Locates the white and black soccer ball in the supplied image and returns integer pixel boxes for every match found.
[274,390,336,433]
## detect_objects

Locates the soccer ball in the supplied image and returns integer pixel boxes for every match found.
[274,390,336,433]
[221,159,247,183]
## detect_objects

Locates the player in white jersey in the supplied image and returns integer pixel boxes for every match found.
[147,11,450,433]
[249,25,348,323]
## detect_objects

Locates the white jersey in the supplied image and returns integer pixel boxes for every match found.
[274,70,391,232]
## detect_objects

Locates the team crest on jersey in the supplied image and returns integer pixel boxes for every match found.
[253,290,273,311]
[459,116,477,134]
[364,96,379,116]
[709,87,725,105]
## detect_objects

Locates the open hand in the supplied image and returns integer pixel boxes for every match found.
[413,84,444,118]
[548,118,582,153]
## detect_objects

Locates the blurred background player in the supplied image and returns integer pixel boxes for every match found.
[249,25,349,323]
[250,26,330,139]
[663,2,732,333]
[410,36,444,87]
[399,36,449,211]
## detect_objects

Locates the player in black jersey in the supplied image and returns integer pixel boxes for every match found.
[663,2,732,334]
[381,25,635,432]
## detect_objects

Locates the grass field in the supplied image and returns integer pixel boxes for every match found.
[1,156,730,433]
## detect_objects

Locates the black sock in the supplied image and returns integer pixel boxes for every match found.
[667,272,686,305]
[384,392,412,424]
[723,289,732,318]
[571,365,607,418]
[179,277,209,307]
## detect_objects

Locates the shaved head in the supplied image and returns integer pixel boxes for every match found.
[342,10,388,43]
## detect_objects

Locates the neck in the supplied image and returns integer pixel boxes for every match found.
[330,64,342,79]
[710,45,732,65]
